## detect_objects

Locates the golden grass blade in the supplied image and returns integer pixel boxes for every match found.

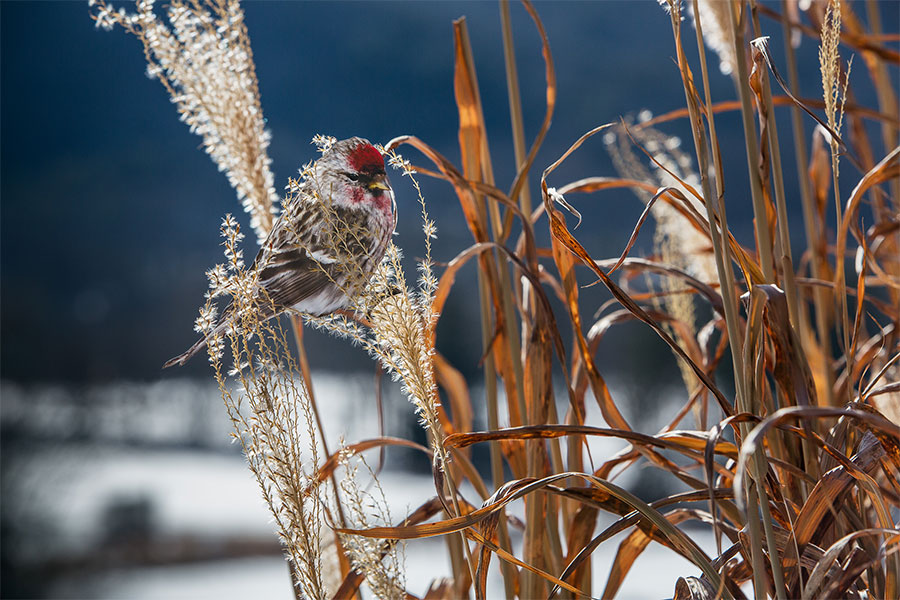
[777,0,836,415]
[752,285,818,409]
[554,153,748,319]
[570,486,730,598]
[550,483,735,600]
[602,529,651,600]
[451,32,536,560]
[541,156,735,417]
[444,424,739,459]
[505,0,556,207]
[602,509,703,599]
[452,22,520,411]
[860,350,900,400]
[464,525,591,598]
[736,277,803,599]
[836,147,900,298]
[335,474,572,540]
[858,221,900,292]
[434,353,473,437]
[564,501,599,594]
[866,381,900,400]
[818,547,898,599]
[539,128,634,435]
[854,402,900,470]
[606,187,669,275]
[703,412,763,558]
[750,35,851,158]
[593,257,725,315]
[474,466,568,599]
[808,129,834,278]
[748,41,779,275]
[500,0,529,215]
[734,413,898,595]
[722,0,777,294]
[384,135,486,241]
[837,470,899,599]
[546,197,631,443]
[453,18,486,186]
[736,408,899,508]
[335,470,727,595]
[750,36,802,335]
[473,505,495,600]
[673,576,718,600]
[617,128,766,287]
[559,497,742,599]
[862,0,900,219]
[422,578,454,599]
[805,126,842,402]
[641,96,900,130]
[848,239,870,391]
[428,241,577,420]
[755,2,900,63]
[313,438,432,487]
[801,528,900,600]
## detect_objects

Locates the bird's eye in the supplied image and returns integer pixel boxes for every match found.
[343,172,360,182]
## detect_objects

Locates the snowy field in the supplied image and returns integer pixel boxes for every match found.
[3,376,717,599]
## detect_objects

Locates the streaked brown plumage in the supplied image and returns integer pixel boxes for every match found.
[164,137,395,368]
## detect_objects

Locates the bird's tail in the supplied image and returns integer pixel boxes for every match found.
[163,335,209,369]
[163,302,277,369]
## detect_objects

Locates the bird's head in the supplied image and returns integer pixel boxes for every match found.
[315,137,393,215]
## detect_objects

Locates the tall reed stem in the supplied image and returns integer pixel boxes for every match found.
[728,0,775,283]
[780,0,836,408]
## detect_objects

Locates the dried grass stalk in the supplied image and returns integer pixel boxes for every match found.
[94,0,900,597]
[90,0,279,242]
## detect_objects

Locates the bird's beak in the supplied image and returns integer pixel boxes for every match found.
[368,180,391,192]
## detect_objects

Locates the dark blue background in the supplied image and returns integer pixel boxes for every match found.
[2,1,895,383]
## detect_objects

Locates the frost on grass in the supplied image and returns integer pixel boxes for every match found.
[89,0,279,243]
[337,446,407,600]
[186,146,439,598]
[195,215,330,598]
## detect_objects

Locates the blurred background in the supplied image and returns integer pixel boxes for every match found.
[1,1,896,598]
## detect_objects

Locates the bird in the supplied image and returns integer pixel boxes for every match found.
[164,137,395,368]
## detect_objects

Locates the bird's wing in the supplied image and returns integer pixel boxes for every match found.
[251,199,343,311]
[251,197,317,270]
[256,245,337,310]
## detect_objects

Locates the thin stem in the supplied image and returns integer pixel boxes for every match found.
[831,148,852,401]
[687,0,747,415]
[781,0,835,408]
[728,0,775,283]
[289,302,351,598]
[749,13,800,331]
[688,11,771,598]
[501,0,532,217]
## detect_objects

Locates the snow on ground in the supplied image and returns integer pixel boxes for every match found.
[31,443,715,599]
[5,376,714,598]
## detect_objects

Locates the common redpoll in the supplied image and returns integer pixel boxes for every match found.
[164,137,395,368]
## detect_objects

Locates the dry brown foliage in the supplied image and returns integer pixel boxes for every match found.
[94,0,899,597]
